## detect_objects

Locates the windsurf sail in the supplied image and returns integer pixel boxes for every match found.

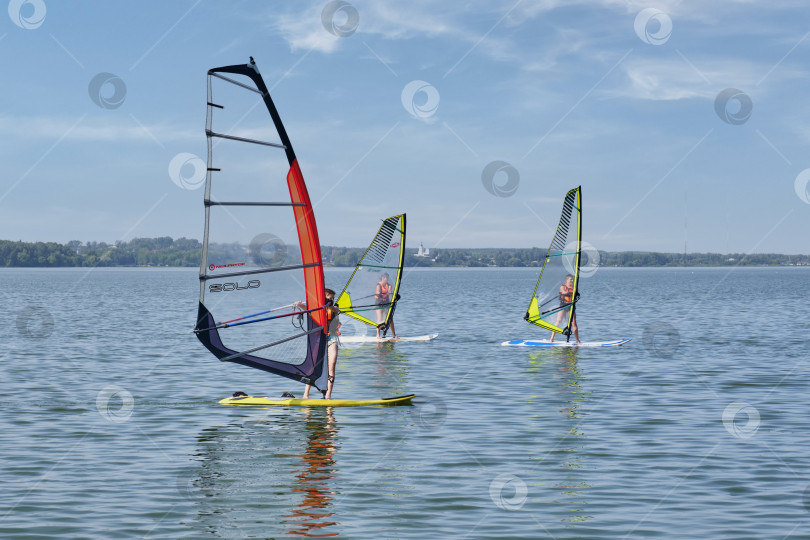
[194,57,327,386]
[336,214,405,335]
[524,186,582,340]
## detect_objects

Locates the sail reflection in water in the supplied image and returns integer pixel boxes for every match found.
[186,411,342,538]
[527,348,592,524]
[283,408,341,537]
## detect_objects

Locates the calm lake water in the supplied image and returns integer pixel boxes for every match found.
[2,266,809,539]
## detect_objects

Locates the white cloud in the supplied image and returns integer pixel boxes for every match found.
[509,0,787,21]
[610,57,807,101]
[359,2,460,39]
[520,28,592,73]
[272,3,349,53]
[623,65,707,101]
[272,1,547,65]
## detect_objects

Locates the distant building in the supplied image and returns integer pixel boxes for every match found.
[416,242,430,257]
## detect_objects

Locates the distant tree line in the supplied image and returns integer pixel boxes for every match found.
[0,238,807,268]
[597,251,810,267]
[398,248,809,268]
[0,237,201,267]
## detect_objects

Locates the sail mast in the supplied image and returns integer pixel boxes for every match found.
[567,187,583,342]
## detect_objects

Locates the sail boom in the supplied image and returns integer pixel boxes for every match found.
[355,263,401,270]
[204,201,306,207]
[206,130,286,149]
[539,303,573,317]
[210,71,265,95]
[201,262,321,281]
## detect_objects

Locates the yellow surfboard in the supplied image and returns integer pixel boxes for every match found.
[219,394,415,407]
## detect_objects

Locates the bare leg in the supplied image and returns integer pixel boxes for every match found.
[324,342,338,399]
[389,318,397,339]
[303,384,310,399]
[550,310,565,342]
[376,308,383,338]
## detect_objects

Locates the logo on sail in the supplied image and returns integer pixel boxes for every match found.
[209,280,260,293]
[208,262,246,272]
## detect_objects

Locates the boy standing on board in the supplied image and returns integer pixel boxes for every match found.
[550,274,581,344]
[374,273,397,339]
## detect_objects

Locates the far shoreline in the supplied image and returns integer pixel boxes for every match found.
[1,238,807,268]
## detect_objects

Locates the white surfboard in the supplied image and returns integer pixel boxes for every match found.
[501,338,630,347]
[339,333,439,343]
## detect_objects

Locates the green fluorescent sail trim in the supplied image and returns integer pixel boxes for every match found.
[357,263,401,270]
[336,292,377,326]
[527,317,565,333]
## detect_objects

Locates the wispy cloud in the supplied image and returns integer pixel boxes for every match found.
[272,1,545,65]
[610,58,805,101]
[215,37,246,55]
[621,65,708,101]
[272,3,346,53]
[509,0,784,20]
[519,28,592,73]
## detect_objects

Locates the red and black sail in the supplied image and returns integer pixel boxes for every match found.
[195,58,326,385]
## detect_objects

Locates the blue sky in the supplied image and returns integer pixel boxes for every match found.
[1,0,809,253]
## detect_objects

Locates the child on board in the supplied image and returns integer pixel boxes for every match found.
[374,273,397,339]
[303,305,340,399]
[302,288,338,399]
[550,274,581,344]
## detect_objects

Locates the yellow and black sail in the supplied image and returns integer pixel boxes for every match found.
[525,187,582,339]
[336,215,405,335]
